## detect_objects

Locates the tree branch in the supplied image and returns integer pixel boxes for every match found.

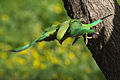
[63,0,120,80]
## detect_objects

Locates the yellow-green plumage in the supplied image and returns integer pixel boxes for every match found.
[57,20,70,41]
[9,14,112,52]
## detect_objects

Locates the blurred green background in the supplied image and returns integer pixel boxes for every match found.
[117,0,120,6]
[0,0,106,80]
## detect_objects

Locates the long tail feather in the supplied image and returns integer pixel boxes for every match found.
[8,34,46,52]
[8,39,38,52]
[82,14,112,28]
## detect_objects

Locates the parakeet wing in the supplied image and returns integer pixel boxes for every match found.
[37,25,57,41]
[57,20,70,41]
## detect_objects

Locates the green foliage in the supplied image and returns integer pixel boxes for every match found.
[0,0,105,80]
[117,0,120,6]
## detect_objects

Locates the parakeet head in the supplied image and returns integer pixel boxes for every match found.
[70,19,82,27]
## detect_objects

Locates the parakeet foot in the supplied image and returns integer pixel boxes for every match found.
[85,34,93,45]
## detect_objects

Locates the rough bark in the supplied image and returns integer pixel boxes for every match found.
[62,0,120,80]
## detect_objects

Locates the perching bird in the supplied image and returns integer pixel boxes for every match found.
[9,14,112,52]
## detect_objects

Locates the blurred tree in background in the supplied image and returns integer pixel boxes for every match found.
[0,0,105,80]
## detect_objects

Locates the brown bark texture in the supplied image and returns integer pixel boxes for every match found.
[62,0,120,80]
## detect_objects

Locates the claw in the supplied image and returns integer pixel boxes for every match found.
[86,36,92,39]
[85,34,93,45]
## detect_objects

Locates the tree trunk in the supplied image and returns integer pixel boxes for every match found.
[62,0,120,80]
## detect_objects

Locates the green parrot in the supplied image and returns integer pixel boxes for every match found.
[9,14,112,52]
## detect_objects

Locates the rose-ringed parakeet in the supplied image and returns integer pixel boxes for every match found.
[9,14,112,52]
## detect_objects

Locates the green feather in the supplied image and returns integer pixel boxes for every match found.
[71,27,94,45]
[57,20,70,41]
[8,39,38,52]
[9,35,47,52]
[37,25,57,41]
[9,25,57,52]
[9,14,112,52]
[44,25,57,37]
[82,14,112,28]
